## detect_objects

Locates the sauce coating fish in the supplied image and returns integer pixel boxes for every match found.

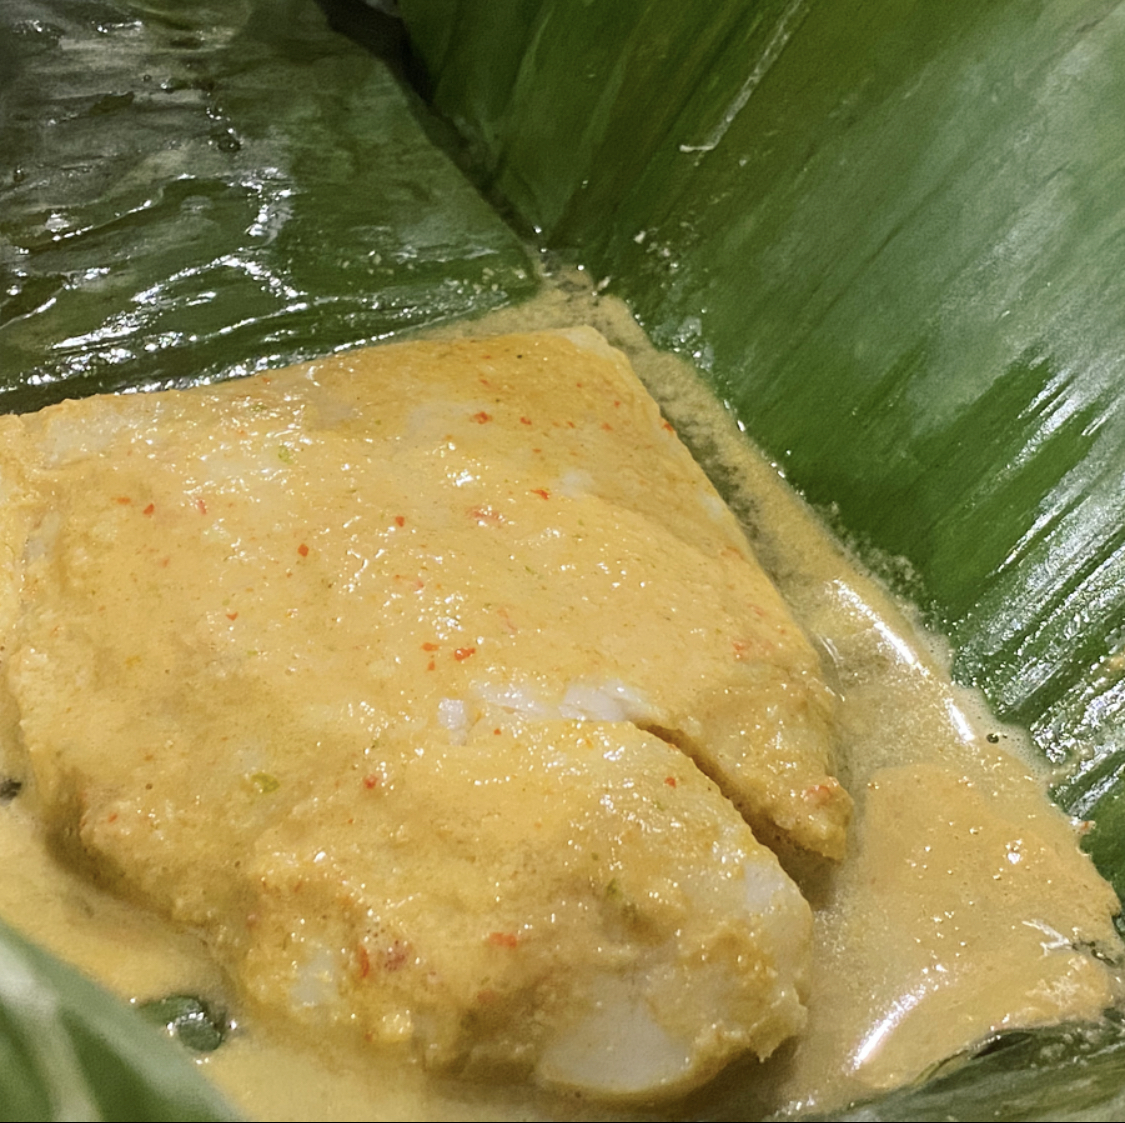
[0,328,849,1096]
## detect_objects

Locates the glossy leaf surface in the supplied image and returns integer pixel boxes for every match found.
[0,0,536,413]
[0,918,239,1122]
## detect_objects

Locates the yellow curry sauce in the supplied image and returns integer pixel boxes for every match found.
[0,279,1119,1121]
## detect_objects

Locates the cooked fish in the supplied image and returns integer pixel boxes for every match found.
[0,328,848,1096]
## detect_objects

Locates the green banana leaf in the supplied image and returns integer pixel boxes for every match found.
[3,0,1125,1118]
[0,0,536,412]
[0,918,239,1122]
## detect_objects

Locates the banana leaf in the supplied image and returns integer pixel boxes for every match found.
[0,0,536,411]
[4,0,1125,1118]
[0,917,239,1122]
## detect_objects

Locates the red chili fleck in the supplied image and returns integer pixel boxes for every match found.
[493,728,502,736]
[107,813,118,823]
[488,931,518,948]
[426,660,436,671]
[363,774,380,790]
[357,945,371,979]
[520,416,532,425]
[531,488,550,500]
[421,642,439,652]
[613,400,621,407]
[732,640,749,659]
[662,420,675,433]
[143,503,155,516]
[394,515,405,527]
[480,353,492,360]
[196,498,208,514]
[115,496,131,505]
[297,543,309,557]
[665,776,677,788]
[479,377,491,387]
[453,647,476,662]
[471,411,492,424]
[601,422,613,431]
[226,612,238,621]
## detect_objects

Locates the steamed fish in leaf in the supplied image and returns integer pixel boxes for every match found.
[0,328,847,1096]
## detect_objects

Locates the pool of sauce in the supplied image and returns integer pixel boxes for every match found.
[0,270,1119,1121]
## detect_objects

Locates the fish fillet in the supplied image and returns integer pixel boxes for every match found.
[0,328,849,1096]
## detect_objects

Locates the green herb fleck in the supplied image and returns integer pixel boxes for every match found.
[250,772,280,794]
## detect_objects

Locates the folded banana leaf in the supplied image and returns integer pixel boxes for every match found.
[4,0,1125,1118]
[0,917,239,1122]
[0,0,536,412]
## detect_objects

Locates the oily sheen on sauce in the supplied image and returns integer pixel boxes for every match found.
[0,281,1118,1121]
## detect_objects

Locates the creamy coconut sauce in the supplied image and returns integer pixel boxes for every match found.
[0,273,1120,1120]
